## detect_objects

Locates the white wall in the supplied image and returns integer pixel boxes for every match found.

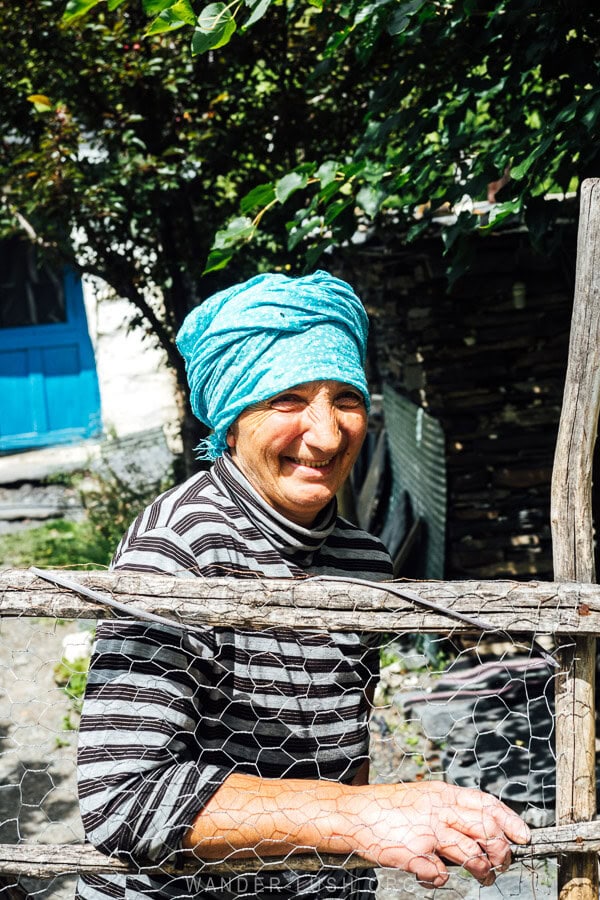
[82,278,179,441]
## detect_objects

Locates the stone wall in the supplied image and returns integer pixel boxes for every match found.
[335,225,577,580]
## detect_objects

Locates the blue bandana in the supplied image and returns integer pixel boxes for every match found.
[176,270,370,459]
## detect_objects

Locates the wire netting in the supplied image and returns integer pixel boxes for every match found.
[0,593,565,899]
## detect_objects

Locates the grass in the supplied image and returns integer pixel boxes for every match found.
[0,518,112,570]
[54,653,91,715]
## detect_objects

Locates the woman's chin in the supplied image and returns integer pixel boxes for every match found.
[277,485,337,525]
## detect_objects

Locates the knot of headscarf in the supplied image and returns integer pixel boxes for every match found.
[176,270,370,460]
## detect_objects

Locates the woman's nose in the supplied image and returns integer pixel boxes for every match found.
[303,403,341,449]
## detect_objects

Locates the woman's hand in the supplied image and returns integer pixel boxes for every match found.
[340,781,531,888]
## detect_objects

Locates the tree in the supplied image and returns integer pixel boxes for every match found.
[0,0,384,471]
[73,0,599,278]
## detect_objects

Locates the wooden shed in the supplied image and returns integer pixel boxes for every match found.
[335,216,578,582]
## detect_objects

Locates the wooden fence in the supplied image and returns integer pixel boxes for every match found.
[0,570,598,881]
[0,178,598,898]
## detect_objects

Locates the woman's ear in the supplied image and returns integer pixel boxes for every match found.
[226,428,236,449]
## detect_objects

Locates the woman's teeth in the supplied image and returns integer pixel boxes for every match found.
[291,458,332,468]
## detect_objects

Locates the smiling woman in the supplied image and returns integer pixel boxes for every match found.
[75,270,530,900]
[228,380,367,526]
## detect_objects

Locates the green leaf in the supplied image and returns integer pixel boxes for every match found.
[387,0,426,35]
[203,216,256,275]
[442,211,476,253]
[212,215,255,249]
[204,215,255,273]
[203,246,234,273]
[146,2,195,35]
[339,160,366,180]
[275,171,308,204]
[62,0,102,24]
[316,160,339,187]
[240,182,276,214]
[484,199,522,229]
[197,1,228,29]
[406,217,432,242]
[287,216,321,250]
[243,0,271,29]
[324,196,352,225]
[324,26,352,57]
[318,179,343,204]
[169,0,196,24]
[511,134,554,180]
[210,19,236,47]
[354,0,392,28]
[191,21,236,53]
[307,0,323,8]
[356,184,383,218]
[192,3,237,54]
[107,0,126,9]
[305,239,331,270]
[27,94,53,113]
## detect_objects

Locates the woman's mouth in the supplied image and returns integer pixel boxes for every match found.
[287,456,334,470]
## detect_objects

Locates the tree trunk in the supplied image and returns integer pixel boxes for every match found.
[174,378,208,479]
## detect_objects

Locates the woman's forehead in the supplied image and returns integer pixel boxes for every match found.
[270,380,359,397]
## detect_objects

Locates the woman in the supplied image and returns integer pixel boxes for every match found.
[76,271,529,900]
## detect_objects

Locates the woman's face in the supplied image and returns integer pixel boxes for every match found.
[227,380,368,526]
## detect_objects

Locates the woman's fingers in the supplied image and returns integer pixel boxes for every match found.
[375,833,449,888]
[490,800,531,845]
[368,819,505,888]
[441,804,514,871]
[441,785,531,845]
[435,788,528,878]
[434,823,507,885]
[407,852,449,888]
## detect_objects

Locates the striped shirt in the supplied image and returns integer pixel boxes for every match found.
[76,453,393,900]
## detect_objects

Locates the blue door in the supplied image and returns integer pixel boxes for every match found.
[0,240,102,452]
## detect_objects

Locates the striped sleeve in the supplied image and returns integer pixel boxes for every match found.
[77,620,231,865]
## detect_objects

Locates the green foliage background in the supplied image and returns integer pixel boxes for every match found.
[59,0,600,272]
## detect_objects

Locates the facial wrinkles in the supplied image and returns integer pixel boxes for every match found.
[293,394,343,461]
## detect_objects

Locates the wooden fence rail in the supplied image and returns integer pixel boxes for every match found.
[2,822,600,879]
[3,567,600,635]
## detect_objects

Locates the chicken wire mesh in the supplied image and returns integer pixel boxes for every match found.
[0,586,564,900]
[0,615,87,899]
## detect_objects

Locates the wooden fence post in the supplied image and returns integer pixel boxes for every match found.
[551,178,600,900]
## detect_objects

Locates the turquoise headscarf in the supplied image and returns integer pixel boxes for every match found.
[176,270,370,460]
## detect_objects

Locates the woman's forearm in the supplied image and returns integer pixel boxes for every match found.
[182,774,531,888]
[182,772,354,858]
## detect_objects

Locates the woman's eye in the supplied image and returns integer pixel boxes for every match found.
[270,394,305,411]
[336,392,364,409]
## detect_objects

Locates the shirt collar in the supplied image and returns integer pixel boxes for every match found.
[211,452,337,567]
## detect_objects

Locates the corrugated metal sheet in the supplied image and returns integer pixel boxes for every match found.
[381,384,447,578]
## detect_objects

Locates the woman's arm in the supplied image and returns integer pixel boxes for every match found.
[78,619,233,864]
[183,773,530,889]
